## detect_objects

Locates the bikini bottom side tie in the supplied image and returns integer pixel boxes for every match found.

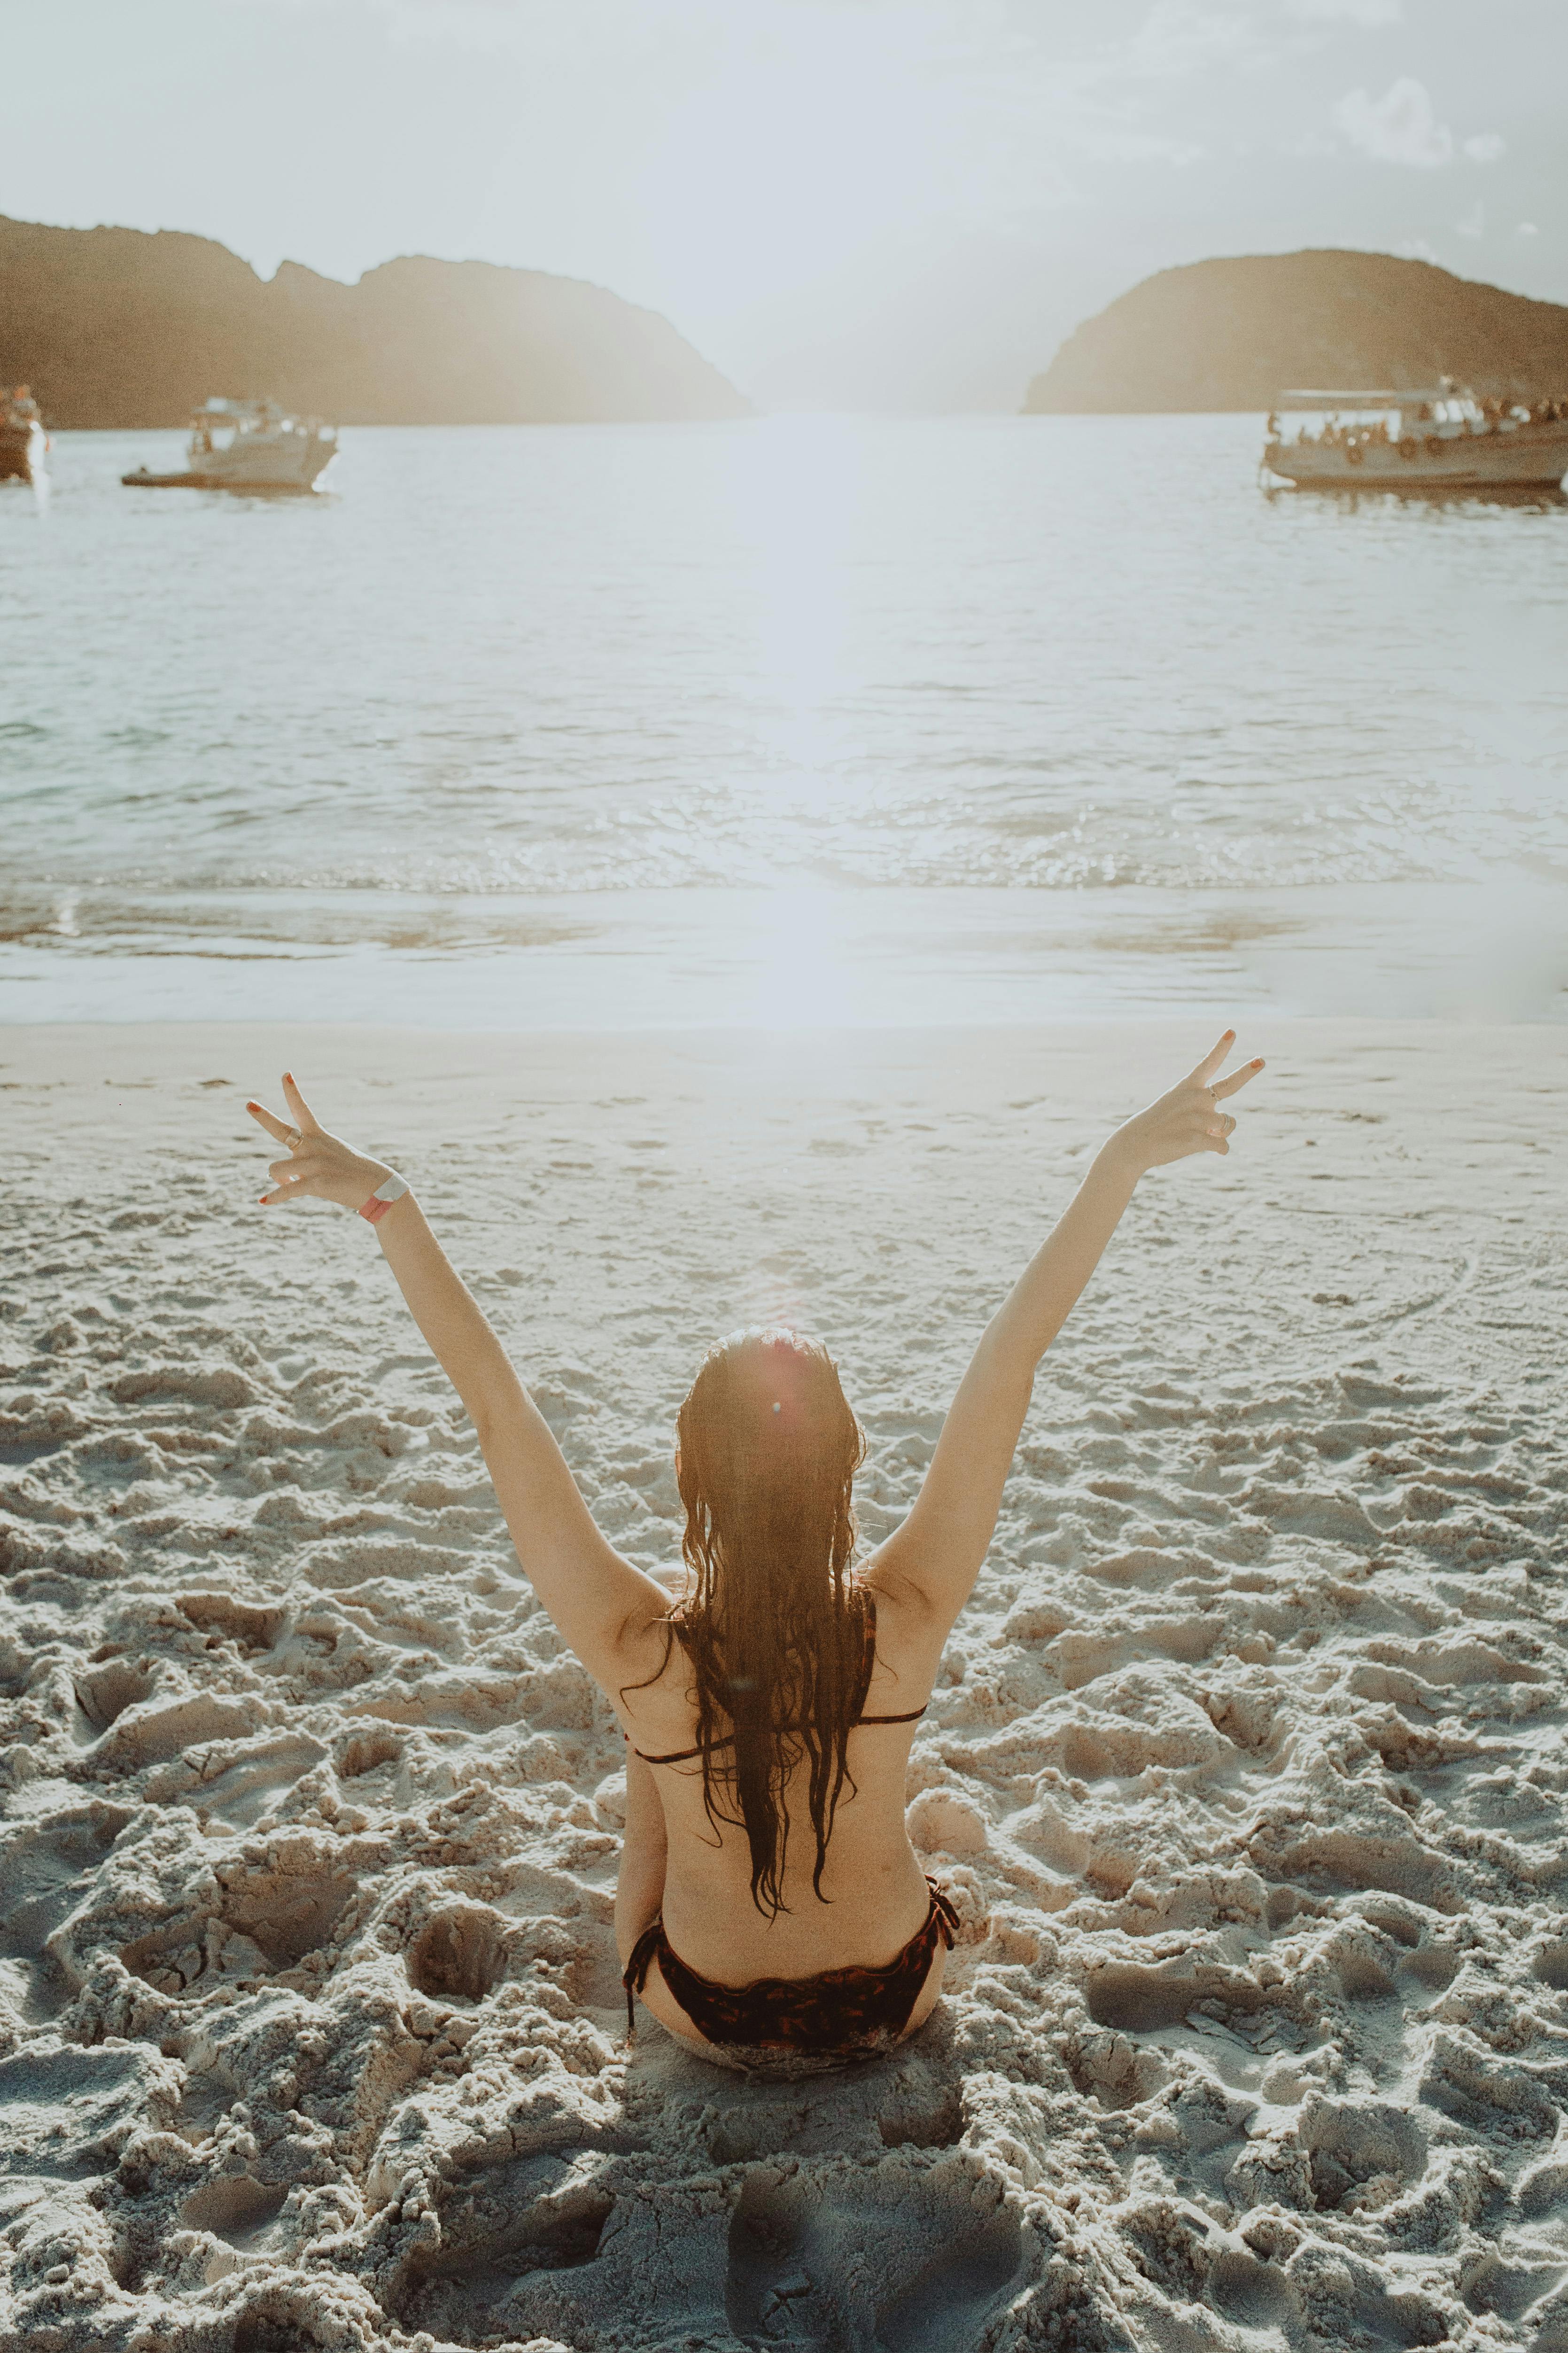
[622,1878,958,2072]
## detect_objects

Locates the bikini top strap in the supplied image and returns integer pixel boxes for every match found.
[630,1589,926,1761]
[634,1703,924,1756]
[630,1612,707,1761]
[854,1588,878,1717]
[630,1730,735,1766]
[853,1589,929,1725]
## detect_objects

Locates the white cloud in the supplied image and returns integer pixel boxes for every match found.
[1286,0,1401,22]
[1122,2,1264,76]
[1456,200,1483,239]
[1395,236,1439,263]
[1335,77,1452,167]
[1463,132,1505,163]
[1516,221,1540,238]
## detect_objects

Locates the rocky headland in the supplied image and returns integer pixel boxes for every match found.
[1024,250,1568,413]
[0,215,749,429]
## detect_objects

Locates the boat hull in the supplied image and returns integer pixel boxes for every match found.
[0,420,46,483]
[121,436,336,494]
[121,467,333,494]
[1265,428,1568,489]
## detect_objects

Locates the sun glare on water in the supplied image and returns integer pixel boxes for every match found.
[746,416,865,819]
[694,420,874,1025]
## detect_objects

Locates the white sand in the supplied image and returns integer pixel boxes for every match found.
[1,1018,1565,2353]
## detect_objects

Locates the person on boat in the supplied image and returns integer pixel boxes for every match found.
[247,1034,1264,2075]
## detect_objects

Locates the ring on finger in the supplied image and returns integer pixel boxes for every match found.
[285,1127,303,1149]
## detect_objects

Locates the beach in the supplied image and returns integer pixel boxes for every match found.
[3,1013,1566,2352]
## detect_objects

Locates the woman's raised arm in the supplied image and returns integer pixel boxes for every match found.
[869,1032,1265,1636]
[248,1073,668,1682]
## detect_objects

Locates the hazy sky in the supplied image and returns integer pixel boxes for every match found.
[3,0,1563,409]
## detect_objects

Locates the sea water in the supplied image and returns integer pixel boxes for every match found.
[2,413,1564,1027]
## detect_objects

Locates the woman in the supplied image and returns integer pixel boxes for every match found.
[248,1032,1262,2075]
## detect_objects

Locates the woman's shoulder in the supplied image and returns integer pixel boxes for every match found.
[856,1559,949,1677]
[855,1553,922,1620]
[610,1568,699,1733]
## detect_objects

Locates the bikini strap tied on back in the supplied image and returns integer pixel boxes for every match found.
[927,1878,961,1945]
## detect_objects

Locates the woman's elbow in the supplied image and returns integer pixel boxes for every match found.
[468,1388,521,1457]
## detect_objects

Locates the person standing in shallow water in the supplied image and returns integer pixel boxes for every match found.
[248,1031,1264,2076]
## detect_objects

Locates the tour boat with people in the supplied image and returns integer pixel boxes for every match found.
[122,397,338,494]
[0,386,47,483]
[1261,381,1568,490]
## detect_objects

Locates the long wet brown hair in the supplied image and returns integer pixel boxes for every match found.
[639,1327,868,1918]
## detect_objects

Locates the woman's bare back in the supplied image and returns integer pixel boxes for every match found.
[614,1571,946,1987]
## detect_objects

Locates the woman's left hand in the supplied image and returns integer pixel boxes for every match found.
[1104,1030,1265,1177]
[247,1073,397,1210]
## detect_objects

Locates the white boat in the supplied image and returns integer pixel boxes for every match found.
[122,397,338,494]
[1262,382,1568,490]
[0,386,47,484]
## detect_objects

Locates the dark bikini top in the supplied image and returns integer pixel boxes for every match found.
[630,1593,927,1766]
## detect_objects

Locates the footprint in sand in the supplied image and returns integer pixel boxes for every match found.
[725,2168,1023,2352]
[389,2152,614,2345]
[122,1846,357,1995]
[0,1807,132,2024]
[180,2174,289,2252]
[176,1733,329,1831]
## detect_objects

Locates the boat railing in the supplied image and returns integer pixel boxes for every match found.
[185,401,339,443]
[1265,390,1568,452]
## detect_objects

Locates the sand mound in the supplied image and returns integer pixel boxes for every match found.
[1,1021,1565,2352]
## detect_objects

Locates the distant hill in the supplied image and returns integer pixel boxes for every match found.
[1023,251,1568,414]
[0,215,749,428]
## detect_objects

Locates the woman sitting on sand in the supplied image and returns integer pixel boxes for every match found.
[248,1034,1262,2075]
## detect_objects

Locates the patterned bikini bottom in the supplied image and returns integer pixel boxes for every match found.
[622,1878,958,2078]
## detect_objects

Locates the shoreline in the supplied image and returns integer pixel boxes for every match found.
[3,877,1566,1030]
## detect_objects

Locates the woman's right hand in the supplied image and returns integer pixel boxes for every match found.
[247,1072,399,1211]
[1103,1030,1265,1177]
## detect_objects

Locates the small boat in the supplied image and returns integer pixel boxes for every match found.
[1262,382,1568,490]
[122,397,338,494]
[0,386,48,483]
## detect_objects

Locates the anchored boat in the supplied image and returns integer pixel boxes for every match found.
[122,397,338,494]
[0,386,47,483]
[1262,383,1568,490]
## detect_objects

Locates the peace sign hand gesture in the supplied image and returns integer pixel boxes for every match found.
[247,1072,398,1211]
[1107,1030,1265,1177]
